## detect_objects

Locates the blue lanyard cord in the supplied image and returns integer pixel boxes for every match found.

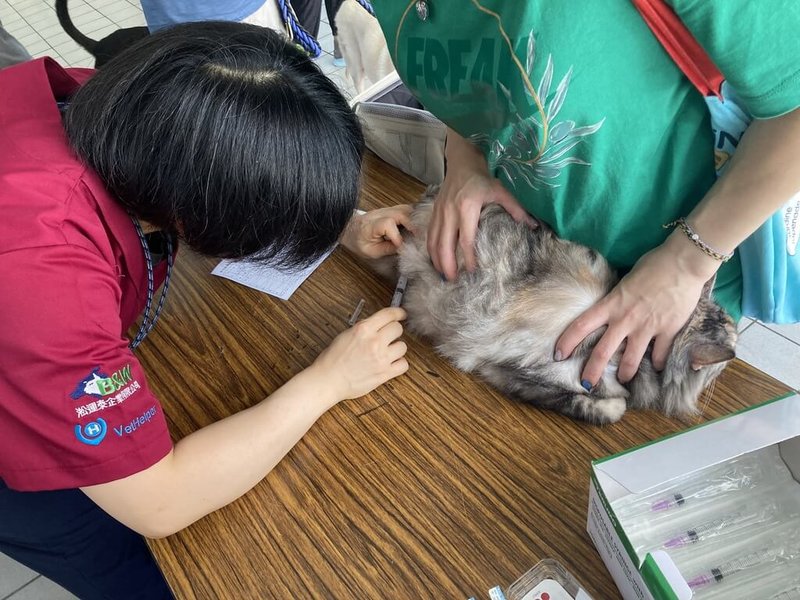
[130,216,174,349]
[60,99,172,349]
[355,0,375,16]
[276,0,322,57]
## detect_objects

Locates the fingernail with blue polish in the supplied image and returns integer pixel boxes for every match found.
[440,273,447,282]
[581,379,592,392]
[554,350,563,361]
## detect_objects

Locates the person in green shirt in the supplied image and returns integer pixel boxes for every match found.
[373,0,800,390]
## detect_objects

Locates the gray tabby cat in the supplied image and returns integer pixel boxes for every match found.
[375,187,737,425]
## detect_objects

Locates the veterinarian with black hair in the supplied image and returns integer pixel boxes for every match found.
[373,0,800,391]
[0,22,411,600]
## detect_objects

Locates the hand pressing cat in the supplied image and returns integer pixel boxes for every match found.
[341,206,416,259]
[555,231,719,388]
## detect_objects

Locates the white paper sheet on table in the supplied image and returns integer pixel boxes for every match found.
[211,248,335,300]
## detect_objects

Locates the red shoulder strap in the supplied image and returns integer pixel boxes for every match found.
[631,0,725,99]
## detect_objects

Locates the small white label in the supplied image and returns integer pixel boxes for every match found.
[783,194,800,256]
[520,579,575,600]
[489,587,508,600]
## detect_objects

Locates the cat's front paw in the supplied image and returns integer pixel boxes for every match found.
[585,396,627,425]
[595,397,627,424]
[565,394,627,424]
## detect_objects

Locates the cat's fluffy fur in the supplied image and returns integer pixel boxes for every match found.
[375,188,737,425]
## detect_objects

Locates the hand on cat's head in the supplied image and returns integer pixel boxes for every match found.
[555,233,725,388]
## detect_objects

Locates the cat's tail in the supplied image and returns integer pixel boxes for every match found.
[55,0,98,56]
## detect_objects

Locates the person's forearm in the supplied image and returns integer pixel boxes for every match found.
[685,107,800,260]
[83,366,338,538]
[163,368,336,529]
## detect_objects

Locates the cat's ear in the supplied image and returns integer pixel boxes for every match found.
[690,343,735,371]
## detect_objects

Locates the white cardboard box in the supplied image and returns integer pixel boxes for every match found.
[586,393,800,600]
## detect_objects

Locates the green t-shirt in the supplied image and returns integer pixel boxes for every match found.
[374,0,800,319]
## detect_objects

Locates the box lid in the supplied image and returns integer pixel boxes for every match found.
[593,393,800,498]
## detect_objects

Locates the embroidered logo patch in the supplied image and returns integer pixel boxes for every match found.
[70,365,133,400]
[71,364,142,419]
[70,367,111,400]
[74,418,108,446]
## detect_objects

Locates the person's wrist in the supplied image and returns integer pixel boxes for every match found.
[663,229,722,282]
[339,214,363,256]
[445,134,489,177]
[295,364,344,411]
[445,159,490,197]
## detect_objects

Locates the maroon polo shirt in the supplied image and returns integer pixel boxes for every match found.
[0,58,173,491]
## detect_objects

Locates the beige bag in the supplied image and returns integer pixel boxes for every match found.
[351,73,446,186]
[240,1,285,31]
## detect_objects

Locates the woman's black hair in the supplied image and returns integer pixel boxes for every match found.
[65,21,364,267]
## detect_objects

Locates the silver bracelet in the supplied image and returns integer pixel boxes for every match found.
[663,218,733,263]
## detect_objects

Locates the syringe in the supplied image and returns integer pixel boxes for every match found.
[663,512,743,548]
[771,584,800,600]
[687,546,781,590]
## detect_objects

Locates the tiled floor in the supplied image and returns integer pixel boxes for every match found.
[1,1,799,599]
[0,0,354,94]
[736,318,800,390]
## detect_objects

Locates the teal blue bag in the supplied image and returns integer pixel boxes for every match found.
[706,85,800,323]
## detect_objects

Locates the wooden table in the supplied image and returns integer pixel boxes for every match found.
[142,154,791,599]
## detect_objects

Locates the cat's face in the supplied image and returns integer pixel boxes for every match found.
[659,297,738,414]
